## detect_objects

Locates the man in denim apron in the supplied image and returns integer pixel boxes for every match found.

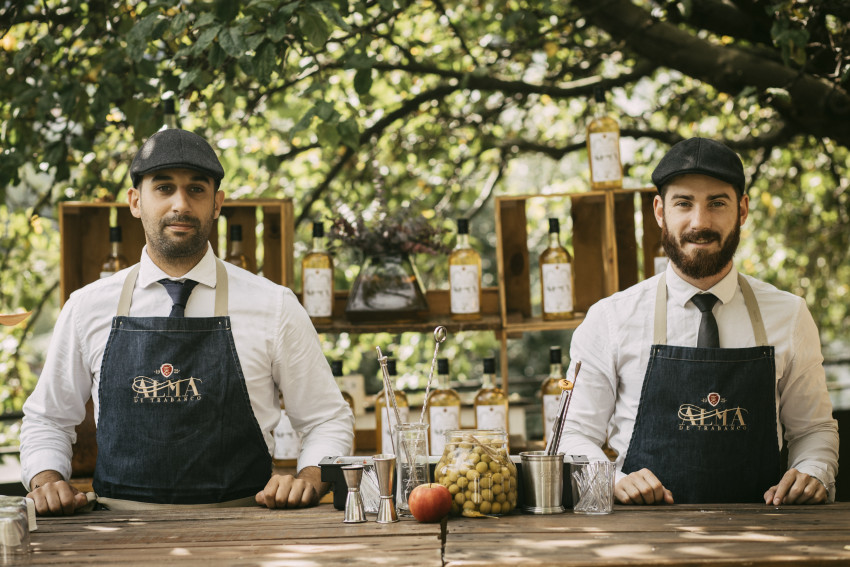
[560,138,838,505]
[22,129,354,514]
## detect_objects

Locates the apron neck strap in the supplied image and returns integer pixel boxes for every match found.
[116,259,230,317]
[653,272,768,347]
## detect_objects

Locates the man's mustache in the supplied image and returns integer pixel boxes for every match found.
[680,229,721,244]
[161,215,201,229]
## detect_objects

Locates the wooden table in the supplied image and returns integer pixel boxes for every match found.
[29,502,850,566]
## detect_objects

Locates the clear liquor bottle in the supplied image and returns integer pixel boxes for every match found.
[539,218,575,321]
[225,224,254,272]
[586,86,623,190]
[473,357,509,435]
[159,98,179,131]
[541,346,565,445]
[272,393,300,469]
[449,218,482,321]
[301,221,334,325]
[374,358,409,454]
[427,358,461,456]
[99,226,129,279]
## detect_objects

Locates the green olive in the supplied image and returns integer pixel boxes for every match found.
[454,492,465,505]
[475,462,489,474]
[448,484,460,495]
[480,489,493,502]
[479,501,492,515]
[466,470,480,481]
[479,477,492,489]
[490,501,502,514]
[457,476,469,489]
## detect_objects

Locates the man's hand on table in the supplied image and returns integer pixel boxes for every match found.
[615,468,674,505]
[256,466,328,509]
[28,470,89,516]
[764,468,827,505]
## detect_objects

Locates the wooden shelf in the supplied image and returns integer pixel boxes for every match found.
[501,313,586,335]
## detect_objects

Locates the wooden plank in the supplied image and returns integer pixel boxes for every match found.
[496,199,531,319]
[613,192,638,290]
[642,190,663,278]
[571,194,607,312]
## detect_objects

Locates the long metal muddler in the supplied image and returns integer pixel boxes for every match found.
[418,326,448,424]
[546,360,582,456]
[376,346,403,455]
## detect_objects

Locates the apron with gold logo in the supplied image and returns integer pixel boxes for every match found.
[621,274,780,503]
[92,259,272,504]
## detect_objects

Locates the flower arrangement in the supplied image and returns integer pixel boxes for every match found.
[328,201,451,258]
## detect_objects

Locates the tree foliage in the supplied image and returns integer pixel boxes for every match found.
[1,0,849,415]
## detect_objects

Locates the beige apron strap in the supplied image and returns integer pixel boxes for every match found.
[653,273,667,345]
[116,264,141,317]
[214,258,228,317]
[738,274,768,347]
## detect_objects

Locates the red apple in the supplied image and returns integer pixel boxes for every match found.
[408,483,452,523]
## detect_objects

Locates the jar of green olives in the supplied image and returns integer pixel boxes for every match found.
[433,429,518,517]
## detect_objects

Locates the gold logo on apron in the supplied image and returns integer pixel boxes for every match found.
[132,363,203,403]
[677,393,748,431]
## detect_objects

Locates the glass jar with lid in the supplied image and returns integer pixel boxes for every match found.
[433,429,518,517]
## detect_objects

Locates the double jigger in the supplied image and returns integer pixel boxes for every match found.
[343,454,398,524]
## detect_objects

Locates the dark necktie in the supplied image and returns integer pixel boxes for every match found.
[691,293,720,348]
[159,279,198,317]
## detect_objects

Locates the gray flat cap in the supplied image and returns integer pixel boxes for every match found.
[129,129,224,188]
[651,137,745,195]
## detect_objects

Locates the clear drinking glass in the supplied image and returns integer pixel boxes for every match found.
[394,422,430,517]
[0,509,30,565]
[570,460,615,514]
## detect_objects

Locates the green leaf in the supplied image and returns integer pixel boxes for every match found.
[291,107,318,138]
[219,27,247,58]
[170,11,191,35]
[317,122,341,148]
[298,5,329,47]
[194,26,221,55]
[178,68,202,91]
[195,12,218,28]
[208,42,227,68]
[315,100,337,121]
[377,0,394,10]
[255,42,277,83]
[126,13,160,61]
[354,68,372,95]
[338,118,360,150]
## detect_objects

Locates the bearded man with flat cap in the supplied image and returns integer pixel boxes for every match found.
[21,128,354,515]
[558,137,838,505]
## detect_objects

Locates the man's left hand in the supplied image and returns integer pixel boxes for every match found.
[256,467,326,509]
[764,468,827,505]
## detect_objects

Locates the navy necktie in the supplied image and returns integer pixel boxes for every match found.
[691,293,720,348]
[158,279,198,317]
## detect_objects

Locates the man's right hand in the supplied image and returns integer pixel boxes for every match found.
[615,468,675,505]
[27,470,89,516]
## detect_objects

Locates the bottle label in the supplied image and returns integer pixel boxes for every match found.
[542,393,562,444]
[476,404,508,432]
[273,409,301,460]
[450,265,480,314]
[429,406,461,455]
[654,256,668,275]
[303,268,333,317]
[542,263,573,313]
[381,405,410,454]
[588,132,622,184]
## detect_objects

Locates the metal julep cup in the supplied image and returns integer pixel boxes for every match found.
[519,451,565,514]
[0,509,30,565]
[570,460,615,515]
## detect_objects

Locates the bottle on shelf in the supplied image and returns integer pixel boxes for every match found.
[331,360,356,454]
[539,218,575,321]
[449,218,482,321]
[652,240,668,276]
[301,221,334,325]
[225,224,254,272]
[99,226,129,279]
[374,357,409,454]
[159,98,179,131]
[427,358,461,456]
[473,357,509,435]
[272,394,301,469]
[541,346,565,446]
[586,86,623,190]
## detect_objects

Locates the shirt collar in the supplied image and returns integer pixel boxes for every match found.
[665,262,738,307]
[137,244,218,289]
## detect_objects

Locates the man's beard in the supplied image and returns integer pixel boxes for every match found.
[661,216,740,280]
[149,214,213,258]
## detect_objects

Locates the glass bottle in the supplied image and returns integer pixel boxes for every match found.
[159,98,179,131]
[473,357,509,435]
[541,346,565,445]
[331,360,356,454]
[272,393,300,469]
[449,218,482,321]
[375,358,409,454]
[653,240,668,276]
[539,218,575,320]
[99,226,129,279]
[225,224,253,272]
[301,221,334,325]
[586,86,623,190]
[427,358,461,456]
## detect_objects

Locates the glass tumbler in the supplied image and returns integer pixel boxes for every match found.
[394,422,430,517]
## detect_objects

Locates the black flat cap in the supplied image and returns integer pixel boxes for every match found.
[129,129,224,188]
[651,137,745,195]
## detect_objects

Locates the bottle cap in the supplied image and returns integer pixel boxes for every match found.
[330,360,343,377]
[109,226,122,243]
[163,98,175,115]
[483,357,496,374]
[549,346,562,364]
[312,222,325,238]
[437,358,449,375]
[548,218,560,234]
[456,218,469,235]
[386,358,397,376]
[230,224,242,241]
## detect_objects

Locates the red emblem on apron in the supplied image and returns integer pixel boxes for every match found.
[160,363,174,378]
[708,392,720,407]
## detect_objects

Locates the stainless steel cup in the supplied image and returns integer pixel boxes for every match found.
[373,454,398,524]
[342,465,367,524]
[0,509,30,565]
[519,451,565,514]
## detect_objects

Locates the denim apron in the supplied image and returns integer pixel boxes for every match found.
[92,259,272,504]
[621,274,780,503]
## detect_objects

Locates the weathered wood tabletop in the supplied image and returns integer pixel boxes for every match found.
[28,502,850,566]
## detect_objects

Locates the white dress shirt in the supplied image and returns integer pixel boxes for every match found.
[21,245,354,489]
[559,264,839,499]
